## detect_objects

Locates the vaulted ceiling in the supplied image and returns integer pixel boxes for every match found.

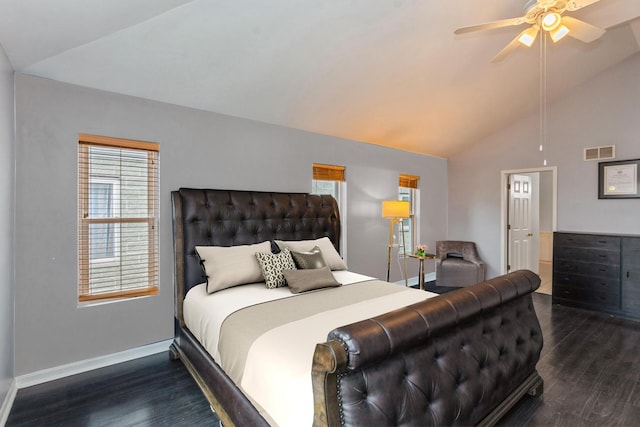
[0,0,639,157]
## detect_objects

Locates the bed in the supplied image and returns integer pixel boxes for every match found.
[170,188,544,426]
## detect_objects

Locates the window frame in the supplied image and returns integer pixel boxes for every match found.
[399,174,420,256]
[311,163,347,261]
[78,134,159,302]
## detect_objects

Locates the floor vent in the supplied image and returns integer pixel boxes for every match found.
[584,145,615,161]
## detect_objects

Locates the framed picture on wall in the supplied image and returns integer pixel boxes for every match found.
[598,158,640,199]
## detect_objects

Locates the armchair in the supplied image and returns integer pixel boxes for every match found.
[436,241,486,287]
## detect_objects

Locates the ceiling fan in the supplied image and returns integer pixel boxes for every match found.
[454,0,606,62]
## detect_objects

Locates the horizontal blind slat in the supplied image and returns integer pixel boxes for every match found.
[313,163,345,181]
[399,174,419,189]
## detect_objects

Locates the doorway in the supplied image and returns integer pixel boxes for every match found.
[500,167,557,295]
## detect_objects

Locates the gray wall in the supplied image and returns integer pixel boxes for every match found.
[448,52,640,278]
[539,171,553,232]
[14,74,447,375]
[0,44,14,403]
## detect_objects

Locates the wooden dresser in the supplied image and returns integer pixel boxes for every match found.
[553,231,640,320]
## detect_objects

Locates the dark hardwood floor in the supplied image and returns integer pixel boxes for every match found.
[6,352,219,426]
[499,292,640,426]
[7,293,640,426]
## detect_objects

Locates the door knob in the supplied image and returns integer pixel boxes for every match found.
[527,233,533,236]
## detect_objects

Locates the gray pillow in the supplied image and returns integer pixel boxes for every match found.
[283,266,341,294]
[255,248,297,289]
[290,246,327,270]
[274,237,347,271]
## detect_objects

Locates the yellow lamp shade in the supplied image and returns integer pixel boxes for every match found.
[382,200,410,219]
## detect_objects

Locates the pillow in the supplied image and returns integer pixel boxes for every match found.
[196,241,271,293]
[255,248,297,289]
[290,246,327,270]
[274,237,347,271]
[283,267,342,294]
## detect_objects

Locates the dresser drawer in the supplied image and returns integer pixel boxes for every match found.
[553,272,620,294]
[553,247,620,265]
[553,259,620,279]
[553,284,620,309]
[554,233,620,251]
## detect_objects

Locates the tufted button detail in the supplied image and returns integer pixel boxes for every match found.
[177,189,341,295]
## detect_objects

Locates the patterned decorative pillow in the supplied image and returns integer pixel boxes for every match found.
[290,246,327,270]
[255,248,297,289]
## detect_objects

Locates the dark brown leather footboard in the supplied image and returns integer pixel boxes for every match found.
[312,269,544,426]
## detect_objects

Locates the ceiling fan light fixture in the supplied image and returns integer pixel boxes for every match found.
[550,24,570,42]
[541,12,562,31]
[453,0,605,62]
[518,26,539,47]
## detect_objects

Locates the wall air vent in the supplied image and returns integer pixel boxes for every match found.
[584,145,615,161]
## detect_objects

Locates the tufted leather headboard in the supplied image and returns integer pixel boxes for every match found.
[171,188,341,323]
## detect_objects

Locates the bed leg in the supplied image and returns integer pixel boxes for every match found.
[527,377,544,397]
[168,342,180,361]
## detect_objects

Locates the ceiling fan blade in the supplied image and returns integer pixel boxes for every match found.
[566,0,601,12]
[454,17,527,35]
[491,31,527,63]
[562,16,606,42]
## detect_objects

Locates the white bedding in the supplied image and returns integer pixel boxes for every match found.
[183,270,374,361]
[183,271,438,426]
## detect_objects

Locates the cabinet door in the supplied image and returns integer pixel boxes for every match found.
[622,237,640,314]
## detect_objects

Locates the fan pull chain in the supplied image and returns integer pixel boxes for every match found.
[539,31,548,166]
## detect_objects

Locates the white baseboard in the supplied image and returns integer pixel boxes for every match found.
[0,379,17,427]
[15,339,172,389]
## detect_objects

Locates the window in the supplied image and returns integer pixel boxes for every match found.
[312,163,345,201]
[88,177,120,261]
[312,163,347,258]
[78,134,159,302]
[399,174,420,256]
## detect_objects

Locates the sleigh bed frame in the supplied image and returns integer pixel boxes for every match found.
[170,188,544,426]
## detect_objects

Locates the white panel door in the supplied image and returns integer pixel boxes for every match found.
[508,174,533,271]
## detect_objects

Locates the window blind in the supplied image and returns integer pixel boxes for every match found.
[78,134,159,302]
[313,163,346,181]
[399,174,419,189]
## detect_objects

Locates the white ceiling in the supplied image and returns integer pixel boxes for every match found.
[1,0,639,158]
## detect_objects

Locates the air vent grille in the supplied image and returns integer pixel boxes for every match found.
[584,145,615,161]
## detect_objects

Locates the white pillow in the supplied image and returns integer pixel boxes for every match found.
[274,237,347,271]
[196,241,272,293]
